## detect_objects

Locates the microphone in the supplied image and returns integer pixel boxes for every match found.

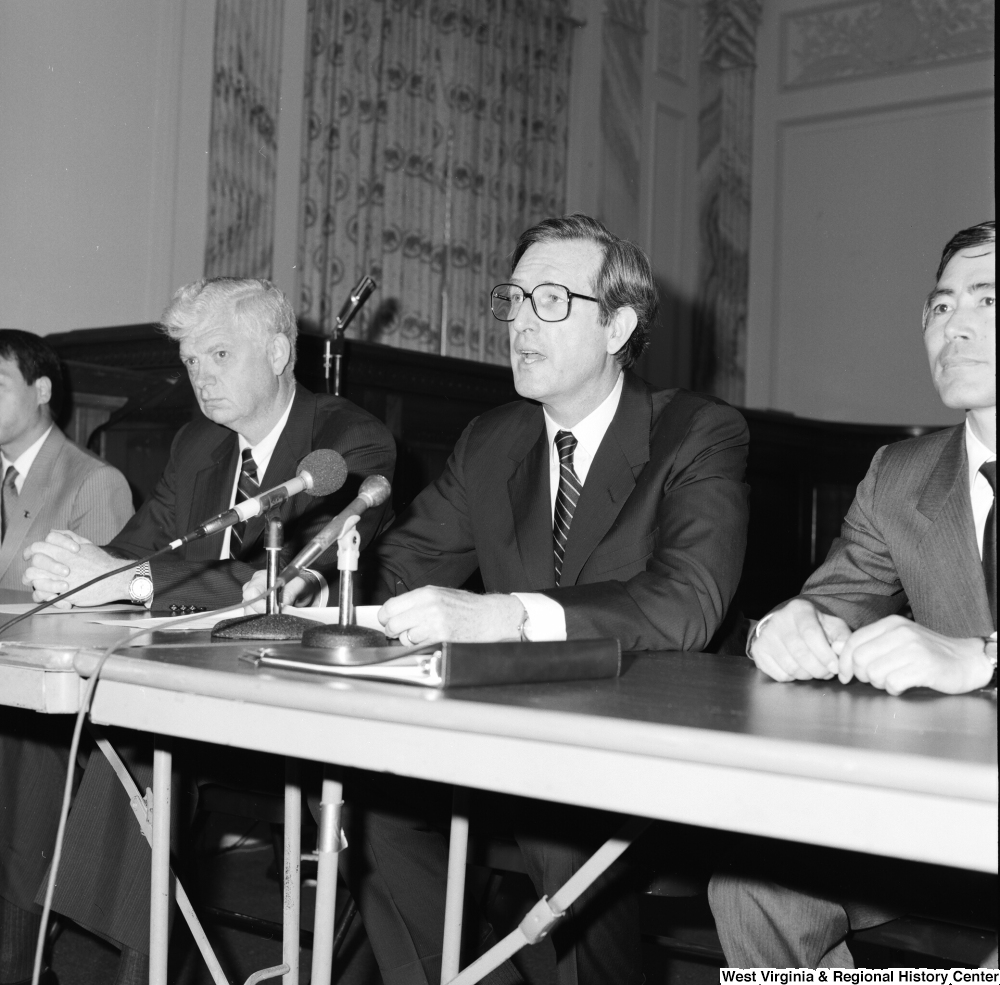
[279,474,391,582]
[172,449,348,547]
[331,275,377,336]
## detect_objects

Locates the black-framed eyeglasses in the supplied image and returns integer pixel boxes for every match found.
[490,283,599,323]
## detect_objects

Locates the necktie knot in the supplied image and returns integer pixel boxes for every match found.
[555,430,577,468]
[240,448,258,478]
[981,460,996,493]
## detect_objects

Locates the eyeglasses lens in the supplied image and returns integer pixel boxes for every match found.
[491,286,522,321]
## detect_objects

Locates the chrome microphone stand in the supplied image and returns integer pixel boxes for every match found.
[212,514,318,640]
[302,517,388,650]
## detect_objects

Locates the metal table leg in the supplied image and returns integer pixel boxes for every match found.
[444,817,652,985]
[441,788,470,983]
[150,737,172,985]
[310,767,344,985]
[283,760,301,985]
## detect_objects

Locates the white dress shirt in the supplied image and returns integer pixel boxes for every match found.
[965,419,996,562]
[218,391,329,605]
[0,424,54,493]
[512,373,625,640]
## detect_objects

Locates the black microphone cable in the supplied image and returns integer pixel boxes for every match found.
[0,543,180,636]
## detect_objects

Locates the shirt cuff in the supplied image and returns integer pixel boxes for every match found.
[511,592,566,642]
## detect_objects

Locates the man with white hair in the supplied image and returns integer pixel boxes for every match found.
[18,277,395,984]
[24,277,394,609]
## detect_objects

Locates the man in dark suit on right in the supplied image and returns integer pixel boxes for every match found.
[350,213,750,985]
[710,220,996,968]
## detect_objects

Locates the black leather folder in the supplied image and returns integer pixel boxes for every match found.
[249,638,622,689]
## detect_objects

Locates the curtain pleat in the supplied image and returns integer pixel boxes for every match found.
[205,0,286,279]
[298,0,572,364]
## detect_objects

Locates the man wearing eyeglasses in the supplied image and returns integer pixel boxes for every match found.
[352,214,750,985]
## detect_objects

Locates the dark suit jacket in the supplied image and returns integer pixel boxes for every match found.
[107,383,396,608]
[800,424,993,638]
[20,387,394,947]
[375,371,750,651]
[0,427,133,590]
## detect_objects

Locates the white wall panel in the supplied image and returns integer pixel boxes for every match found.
[771,95,994,425]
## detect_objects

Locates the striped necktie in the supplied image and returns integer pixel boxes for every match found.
[553,430,581,585]
[981,461,996,630]
[1,466,18,544]
[229,449,260,559]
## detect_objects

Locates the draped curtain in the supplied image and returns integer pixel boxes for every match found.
[298,0,573,364]
[204,0,285,279]
[692,0,762,404]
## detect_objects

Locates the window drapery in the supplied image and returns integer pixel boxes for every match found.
[204,0,286,280]
[298,0,573,365]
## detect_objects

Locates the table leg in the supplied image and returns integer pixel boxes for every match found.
[283,760,301,985]
[150,738,172,985]
[441,788,470,983]
[445,817,652,985]
[310,767,343,985]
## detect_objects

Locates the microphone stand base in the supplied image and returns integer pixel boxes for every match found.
[212,613,320,641]
[302,624,389,649]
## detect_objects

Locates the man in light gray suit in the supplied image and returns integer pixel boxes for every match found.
[709,221,996,968]
[0,329,133,985]
[0,330,134,587]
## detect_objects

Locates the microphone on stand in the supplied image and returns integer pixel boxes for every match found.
[331,276,377,336]
[283,473,393,653]
[324,275,377,395]
[172,450,348,547]
[279,474,392,585]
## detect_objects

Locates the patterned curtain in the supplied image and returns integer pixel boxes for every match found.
[204,0,285,279]
[298,0,573,364]
[692,0,762,404]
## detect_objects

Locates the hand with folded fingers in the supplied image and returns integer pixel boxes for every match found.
[837,615,993,695]
[22,529,133,606]
[750,598,852,682]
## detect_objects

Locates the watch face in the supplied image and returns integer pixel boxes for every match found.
[131,576,154,602]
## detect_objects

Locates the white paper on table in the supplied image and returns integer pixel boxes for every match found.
[89,604,387,637]
[0,603,140,615]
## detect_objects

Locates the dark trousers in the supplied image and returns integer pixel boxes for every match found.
[345,774,642,985]
[0,710,74,914]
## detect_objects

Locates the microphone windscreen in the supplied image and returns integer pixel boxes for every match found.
[297,449,349,496]
[358,474,392,507]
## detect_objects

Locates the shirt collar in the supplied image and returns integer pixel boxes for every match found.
[238,390,296,477]
[965,417,996,484]
[543,372,624,457]
[0,424,54,481]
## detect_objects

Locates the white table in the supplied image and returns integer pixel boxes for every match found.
[2,613,997,982]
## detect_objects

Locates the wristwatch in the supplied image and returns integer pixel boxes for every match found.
[128,562,154,606]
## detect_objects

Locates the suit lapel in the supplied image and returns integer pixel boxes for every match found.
[915,424,991,627]
[239,386,316,555]
[0,429,65,576]
[507,409,556,589]
[188,431,239,561]
[561,373,652,586]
